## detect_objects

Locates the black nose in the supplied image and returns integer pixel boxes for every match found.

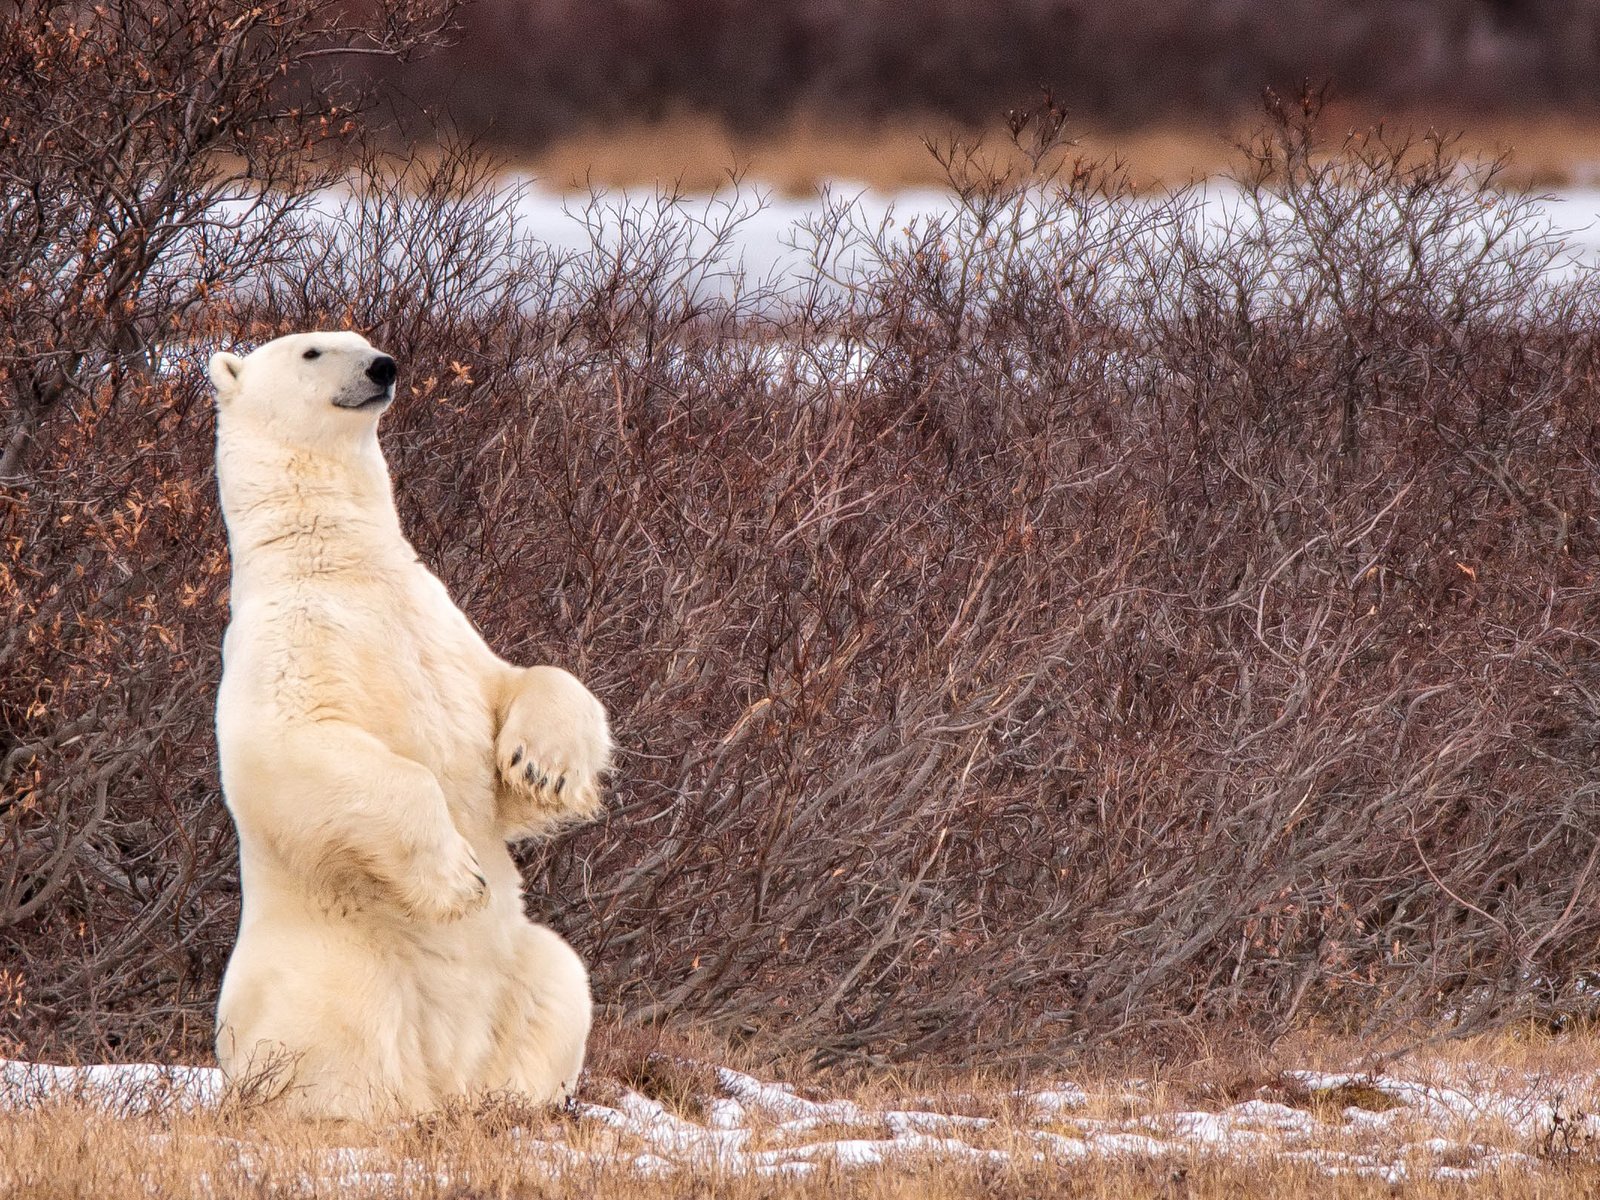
[366,356,397,388]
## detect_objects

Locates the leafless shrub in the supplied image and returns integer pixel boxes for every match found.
[0,0,460,1056]
[5,79,1600,1067]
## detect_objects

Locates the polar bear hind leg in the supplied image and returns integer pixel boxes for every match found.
[217,940,428,1121]
[481,923,593,1104]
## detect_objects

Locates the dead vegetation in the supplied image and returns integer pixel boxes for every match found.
[499,107,1600,194]
[8,1028,1600,1198]
[3,0,1600,1077]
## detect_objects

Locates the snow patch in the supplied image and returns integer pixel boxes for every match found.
[0,1055,1571,1185]
[0,1058,221,1115]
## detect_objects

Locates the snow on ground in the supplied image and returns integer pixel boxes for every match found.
[290,174,1600,305]
[0,1058,221,1115]
[2,1055,1593,1184]
[492,178,1600,286]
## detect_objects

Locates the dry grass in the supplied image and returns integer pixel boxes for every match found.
[509,106,1600,193]
[9,1025,1600,1198]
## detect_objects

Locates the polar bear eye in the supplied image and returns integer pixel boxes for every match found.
[302,348,321,360]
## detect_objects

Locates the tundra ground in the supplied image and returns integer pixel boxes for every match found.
[7,1026,1600,1198]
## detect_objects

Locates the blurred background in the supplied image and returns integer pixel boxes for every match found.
[361,0,1600,190]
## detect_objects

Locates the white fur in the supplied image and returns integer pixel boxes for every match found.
[209,331,611,1120]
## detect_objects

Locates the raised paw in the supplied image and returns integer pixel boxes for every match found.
[495,666,611,838]
[399,833,491,923]
[497,738,602,827]
[504,745,573,797]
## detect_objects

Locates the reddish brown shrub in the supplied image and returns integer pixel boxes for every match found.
[4,75,1600,1065]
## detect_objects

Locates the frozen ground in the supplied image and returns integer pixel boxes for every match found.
[488,178,1600,286]
[3,1054,1594,1186]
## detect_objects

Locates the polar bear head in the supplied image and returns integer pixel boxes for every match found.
[208,331,398,449]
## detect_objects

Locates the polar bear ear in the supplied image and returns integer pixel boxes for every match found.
[208,351,244,400]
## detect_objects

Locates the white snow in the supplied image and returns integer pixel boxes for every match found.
[0,1058,221,1115]
[0,1054,1579,1184]
[1284,1069,1548,1135]
[479,178,1600,292]
[1026,1082,1090,1115]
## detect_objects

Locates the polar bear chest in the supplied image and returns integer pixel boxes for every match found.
[223,559,499,811]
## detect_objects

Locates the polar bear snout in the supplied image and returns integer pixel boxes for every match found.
[366,356,397,388]
[328,348,397,411]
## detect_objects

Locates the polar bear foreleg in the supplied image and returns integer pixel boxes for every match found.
[257,724,492,923]
[492,665,611,841]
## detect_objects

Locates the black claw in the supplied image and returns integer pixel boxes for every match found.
[553,776,565,795]
[510,746,523,768]
[524,762,536,783]
[473,872,487,889]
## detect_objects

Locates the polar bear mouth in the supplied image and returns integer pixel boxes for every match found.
[334,391,394,411]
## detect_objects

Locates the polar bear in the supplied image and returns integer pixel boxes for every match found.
[208,331,611,1121]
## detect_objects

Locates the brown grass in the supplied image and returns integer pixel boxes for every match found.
[9,1026,1600,1198]
[509,106,1600,194]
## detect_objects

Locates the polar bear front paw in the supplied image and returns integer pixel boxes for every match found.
[400,834,491,923]
[495,666,611,838]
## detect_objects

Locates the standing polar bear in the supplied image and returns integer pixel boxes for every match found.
[209,331,610,1120]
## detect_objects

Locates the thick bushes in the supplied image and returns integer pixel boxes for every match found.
[4,70,1600,1062]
